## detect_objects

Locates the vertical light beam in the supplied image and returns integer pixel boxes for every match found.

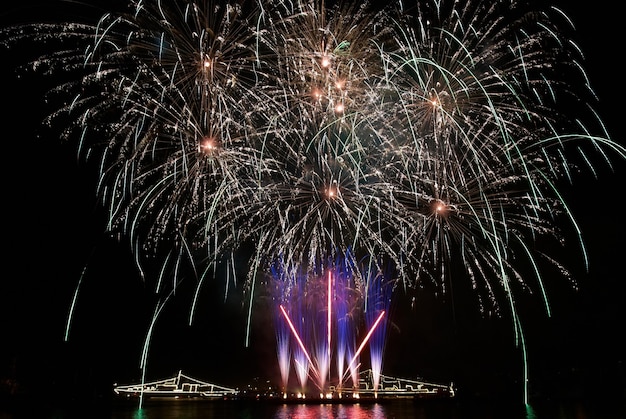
[327,270,332,385]
[279,304,319,378]
[345,310,385,374]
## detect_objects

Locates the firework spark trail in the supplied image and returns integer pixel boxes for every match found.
[275,256,388,394]
[326,271,332,388]
[5,0,622,314]
[276,322,291,391]
[345,310,385,378]
[279,304,319,379]
[276,266,331,393]
[3,0,626,402]
[334,269,360,390]
[365,271,392,392]
[273,271,293,390]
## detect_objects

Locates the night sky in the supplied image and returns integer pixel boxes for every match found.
[1,0,624,407]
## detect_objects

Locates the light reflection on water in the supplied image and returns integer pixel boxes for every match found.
[2,398,625,418]
[118,401,395,419]
[114,402,420,419]
[112,399,626,419]
[272,403,387,419]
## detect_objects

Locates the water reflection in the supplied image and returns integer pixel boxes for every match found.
[273,403,387,419]
[525,403,537,419]
[118,401,400,419]
[2,398,623,418]
[132,408,147,419]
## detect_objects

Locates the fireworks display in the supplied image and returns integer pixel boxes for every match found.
[2,0,625,402]
[271,252,392,396]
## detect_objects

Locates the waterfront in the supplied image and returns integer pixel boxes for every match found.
[2,397,625,419]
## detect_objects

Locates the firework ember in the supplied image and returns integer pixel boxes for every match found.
[2,0,624,404]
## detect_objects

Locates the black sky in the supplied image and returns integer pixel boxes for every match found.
[0,0,624,406]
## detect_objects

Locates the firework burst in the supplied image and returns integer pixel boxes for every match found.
[3,0,625,403]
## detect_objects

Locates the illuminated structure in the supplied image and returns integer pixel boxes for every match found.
[113,370,237,400]
[355,369,455,400]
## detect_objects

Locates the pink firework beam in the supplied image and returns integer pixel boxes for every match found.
[327,270,332,378]
[342,310,386,383]
[279,304,321,381]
